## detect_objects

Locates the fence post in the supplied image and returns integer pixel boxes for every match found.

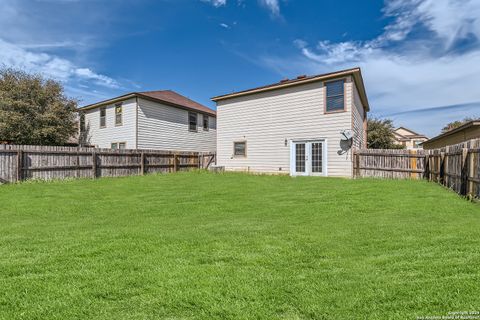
[440,151,445,185]
[92,151,97,179]
[140,152,145,175]
[409,150,417,179]
[468,150,475,198]
[354,152,360,178]
[460,148,469,196]
[16,150,23,182]
[76,151,80,178]
[173,154,178,172]
[424,153,430,180]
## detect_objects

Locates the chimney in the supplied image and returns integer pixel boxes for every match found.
[297,75,307,79]
[280,78,289,83]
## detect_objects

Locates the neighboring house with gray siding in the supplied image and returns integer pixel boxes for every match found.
[211,68,369,177]
[80,90,216,152]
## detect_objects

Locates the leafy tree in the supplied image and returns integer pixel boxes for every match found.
[367,118,404,149]
[0,67,78,145]
[441,117,477,133]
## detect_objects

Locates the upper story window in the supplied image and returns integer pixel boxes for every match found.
[100,107,106,128]
[189,112,197,132]
[115,104,123,126]
[203,115,209,131]
[325,79,345,113]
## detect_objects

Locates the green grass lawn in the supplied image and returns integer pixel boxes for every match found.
[0,172,479,320]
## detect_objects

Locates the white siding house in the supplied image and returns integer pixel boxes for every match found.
[211,68,369,177]
[81,90,216,152]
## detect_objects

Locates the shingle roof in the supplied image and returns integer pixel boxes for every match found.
[80,90,216,116]
[138,90,215,116]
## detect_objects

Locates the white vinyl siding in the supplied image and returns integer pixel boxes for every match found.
[84,97,137,149]
[137,98,216,152]
[216,77,357,177]
[351,81,366,149]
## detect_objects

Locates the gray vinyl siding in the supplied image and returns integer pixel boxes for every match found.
[137,98,216,152]
[84,97,137,149]
[216,76,357,177]
[352,81,366,149]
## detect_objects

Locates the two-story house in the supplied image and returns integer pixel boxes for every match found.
[80,90,216,152]
[393,127,428,150]
[211,68,369,177]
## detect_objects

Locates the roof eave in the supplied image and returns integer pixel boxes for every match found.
[211,68,370,112]
[423,121,480,144]
[79,93,137,111]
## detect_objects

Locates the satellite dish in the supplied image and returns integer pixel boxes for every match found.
[341,130,353,140]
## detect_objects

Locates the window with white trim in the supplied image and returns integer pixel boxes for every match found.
[115,104,123,126]
[100,107,106,128]
[325,80,345,112]
[234,141,246,157]
[189,112,197,132]
[111,142,126,150]
[203,115,209,131]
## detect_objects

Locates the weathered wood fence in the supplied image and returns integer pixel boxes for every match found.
[0,144,216,184]
[354,138,480,199]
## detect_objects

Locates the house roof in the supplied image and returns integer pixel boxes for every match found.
[394,127,428,139]
[80,90,216,116]
[422,120,480,144]
[393,132,410,142]
[211,67,370,111]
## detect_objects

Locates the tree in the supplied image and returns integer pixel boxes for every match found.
[367,118,404,149]
[0,67,78,145]
[441,117,477,133]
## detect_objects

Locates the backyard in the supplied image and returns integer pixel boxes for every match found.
[0,172,479,319]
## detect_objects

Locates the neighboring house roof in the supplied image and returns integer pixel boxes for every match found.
[394,127,428,139]
[80,90,216,117]
[422,120,480,144]
[393,132,410,142]
[211,67,370,111]
[395,126,420,135]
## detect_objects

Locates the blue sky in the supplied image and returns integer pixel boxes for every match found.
[1,0,479,137]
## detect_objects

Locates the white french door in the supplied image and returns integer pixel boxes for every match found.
[290,140,327,176]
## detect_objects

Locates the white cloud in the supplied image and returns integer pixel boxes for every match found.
[258,0,280,16]
[202,0,281,15]
[379,0,480,49]
[220,23,230,29]
[202,0,227,7]
[0,38,119,89]
[263,0,480,115]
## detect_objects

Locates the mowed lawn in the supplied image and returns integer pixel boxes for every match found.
[0,172,479,320]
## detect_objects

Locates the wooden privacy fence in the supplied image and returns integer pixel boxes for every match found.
[0,144,216,184]
[354,149,426,179]
[354,138,480,199]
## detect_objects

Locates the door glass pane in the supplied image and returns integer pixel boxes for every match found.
[312,142,323,173]
[295,143,306,173]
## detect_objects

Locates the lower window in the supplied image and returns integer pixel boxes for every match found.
[234,141,246,157]
[111,142,126,150]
